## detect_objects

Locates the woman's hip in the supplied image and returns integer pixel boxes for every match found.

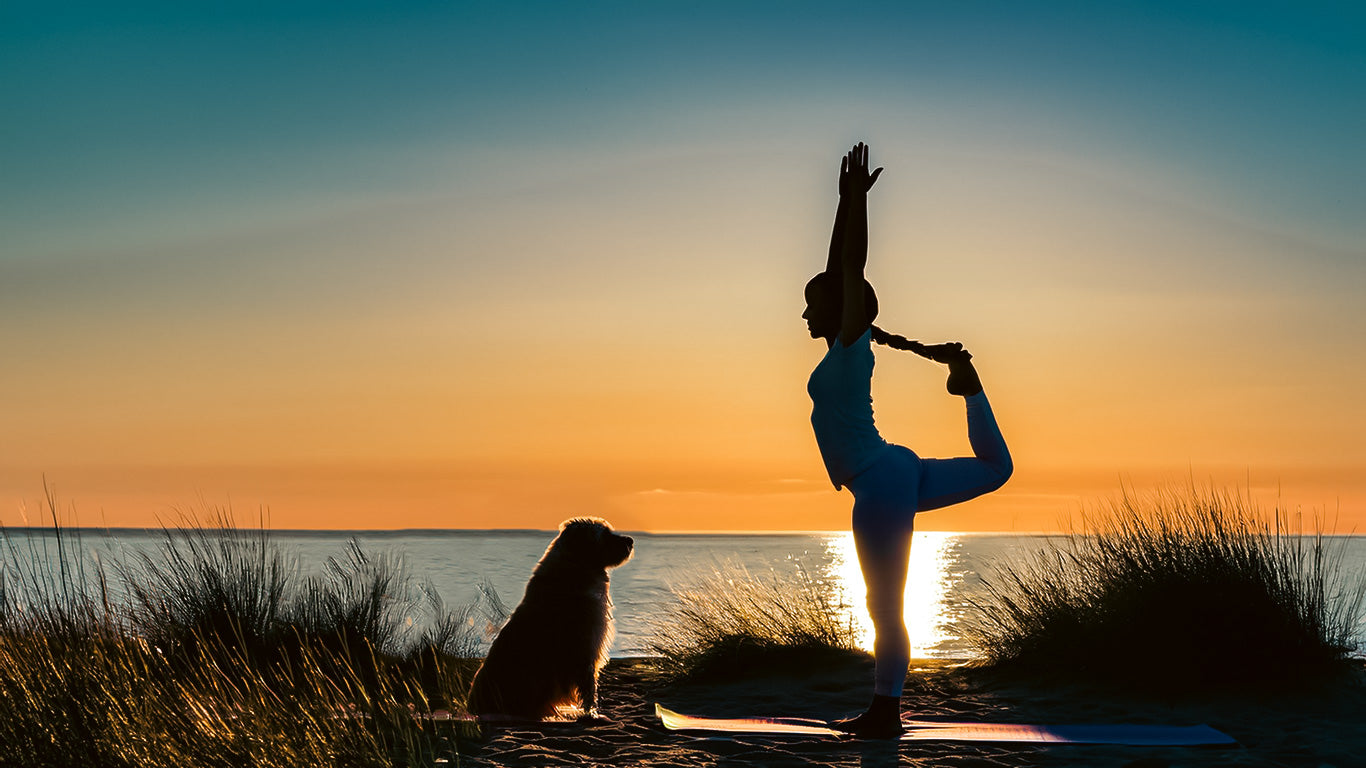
[846,444,921,514]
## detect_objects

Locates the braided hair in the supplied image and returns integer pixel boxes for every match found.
[869,325,933,359]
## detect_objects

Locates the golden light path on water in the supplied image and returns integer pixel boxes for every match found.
[823,532,959,657]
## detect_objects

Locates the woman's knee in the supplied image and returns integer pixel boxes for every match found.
[864,590,903,627]
[990,454,1014,489]
[976,444,1013,493]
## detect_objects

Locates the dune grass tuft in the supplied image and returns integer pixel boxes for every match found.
[0,491,482,768]
[965,486,1366,691]
[648,562,865,680]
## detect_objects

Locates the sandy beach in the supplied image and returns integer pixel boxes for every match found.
[453,655,1366,767]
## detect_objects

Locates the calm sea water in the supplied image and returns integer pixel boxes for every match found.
[4,530,1364,658]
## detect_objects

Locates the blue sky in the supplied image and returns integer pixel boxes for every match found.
[5,1,1362,253]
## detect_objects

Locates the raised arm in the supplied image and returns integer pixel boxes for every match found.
[824,150,854,274]
[839,143,882,348]
[825,192,849,275]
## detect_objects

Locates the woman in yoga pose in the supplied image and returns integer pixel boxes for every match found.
[805,143,1013,738]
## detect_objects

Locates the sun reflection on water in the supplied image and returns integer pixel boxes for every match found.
[823,532,960,657]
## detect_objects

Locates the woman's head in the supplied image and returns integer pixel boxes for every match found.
[803,273,878,339]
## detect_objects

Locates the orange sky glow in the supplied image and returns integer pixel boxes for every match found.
[5,5,1365,534]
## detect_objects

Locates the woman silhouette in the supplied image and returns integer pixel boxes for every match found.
[805,143,1013,737]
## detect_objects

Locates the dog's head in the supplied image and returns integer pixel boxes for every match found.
[545,517,634,570]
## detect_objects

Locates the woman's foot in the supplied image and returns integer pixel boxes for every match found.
[829,694,903,739]
[945,353,982,396]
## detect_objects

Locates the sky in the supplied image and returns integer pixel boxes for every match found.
[3,1,1364,532]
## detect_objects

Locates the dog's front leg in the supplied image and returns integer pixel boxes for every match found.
[576,671,603,721]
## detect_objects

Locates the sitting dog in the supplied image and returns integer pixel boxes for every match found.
[467,517,634,719]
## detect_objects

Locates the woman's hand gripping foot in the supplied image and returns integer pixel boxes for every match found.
[916,342,983,396]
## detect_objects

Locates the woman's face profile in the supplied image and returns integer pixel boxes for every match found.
[802,279,837,339]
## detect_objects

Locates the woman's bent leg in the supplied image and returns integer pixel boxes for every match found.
[847,447,920,697]
[917,392,1013,512]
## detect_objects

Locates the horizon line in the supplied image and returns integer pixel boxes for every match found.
[0,524,1071,537]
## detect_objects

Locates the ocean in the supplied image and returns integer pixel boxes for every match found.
[4,529,1364,658]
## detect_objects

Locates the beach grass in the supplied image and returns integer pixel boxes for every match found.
[0,493,480,768]
[964,486,1366,692]
[647,562,866,680]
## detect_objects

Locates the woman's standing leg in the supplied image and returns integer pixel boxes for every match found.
[838,446,920,736]
[854,503,914,696]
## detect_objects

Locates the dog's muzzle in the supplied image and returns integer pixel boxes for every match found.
[613,535,634,565]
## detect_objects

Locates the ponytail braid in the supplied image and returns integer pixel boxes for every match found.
[869,325,932,359]
[871,326,974,367]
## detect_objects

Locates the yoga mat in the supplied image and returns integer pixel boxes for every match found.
[656,705,1237,746]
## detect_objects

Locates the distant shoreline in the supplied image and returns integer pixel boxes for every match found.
[2,526,1361,540]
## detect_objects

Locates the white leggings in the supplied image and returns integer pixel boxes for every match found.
[844,392,1012,697]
